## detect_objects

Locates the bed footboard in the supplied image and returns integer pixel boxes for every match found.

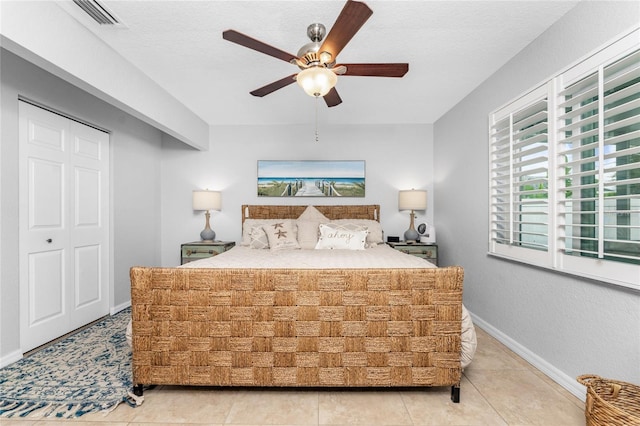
[130,266,463,395]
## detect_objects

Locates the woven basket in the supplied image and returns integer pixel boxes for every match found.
[577,374,640,426]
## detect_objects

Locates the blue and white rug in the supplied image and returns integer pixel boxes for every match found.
[0,308,133,418]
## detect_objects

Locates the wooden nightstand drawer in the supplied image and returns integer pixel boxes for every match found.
[387,242,438,266]
[181,241,235,264]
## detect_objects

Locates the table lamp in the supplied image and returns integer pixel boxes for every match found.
[398,189,427,242]
[193,190,221,242]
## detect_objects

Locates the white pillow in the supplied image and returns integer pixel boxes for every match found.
[262,221,301,250]
[315,223,368,250]
[296,206,330,249]
[249,226,269,249]
[330,219,383,246]
[241,219,297,246]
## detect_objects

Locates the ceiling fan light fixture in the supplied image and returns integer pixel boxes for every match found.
[297,67,337,97]
[319,51,333,65]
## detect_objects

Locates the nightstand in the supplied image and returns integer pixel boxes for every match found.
[180,241,235,265]
[387,242,438,266]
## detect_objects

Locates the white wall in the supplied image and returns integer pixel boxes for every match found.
[0,0,208,150]
[434,1,640,398]
[0,49,163,365]
[160,123,434,266]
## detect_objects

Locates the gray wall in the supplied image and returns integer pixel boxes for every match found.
[0,49,163,364]
[434,1,640,397]
[159,123,435,266]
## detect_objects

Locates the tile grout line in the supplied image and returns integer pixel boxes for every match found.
[398,390,415,426]
[462,370,510,426]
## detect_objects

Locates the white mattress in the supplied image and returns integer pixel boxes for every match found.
[180,244,437,269]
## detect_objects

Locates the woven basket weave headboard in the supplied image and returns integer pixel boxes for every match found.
[241,205,380,223]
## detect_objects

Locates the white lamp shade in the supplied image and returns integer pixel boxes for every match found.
[193,190,221,211]
[296,67,337,97]
[398,189,427,211]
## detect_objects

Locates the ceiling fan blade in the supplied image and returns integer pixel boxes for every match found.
[339,63,409,77]
[323,88,342,107]
[250,74,298,97]
[223,30,298,63]
[320,0,373,62]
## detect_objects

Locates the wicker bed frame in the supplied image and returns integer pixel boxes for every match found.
[130,205,464,402]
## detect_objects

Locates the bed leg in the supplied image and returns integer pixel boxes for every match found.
[125,384,146,407]
[133,384,144,397]
[451,384,461,403]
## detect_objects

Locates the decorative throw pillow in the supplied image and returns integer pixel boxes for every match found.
[249,225,269,249]
[262,221,300,250]
[241,219,297,246]
[296,206,330,249]
[330,219,384,247]
[315,223,368,250]
[297,205,329,222]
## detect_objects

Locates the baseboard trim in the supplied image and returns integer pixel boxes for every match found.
[470,312,586,402]
[111,300,131,315]
[0,349,23,368]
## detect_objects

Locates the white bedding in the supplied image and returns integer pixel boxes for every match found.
[180,244,437,269]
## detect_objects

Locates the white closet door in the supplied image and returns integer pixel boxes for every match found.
[19,101,110,352]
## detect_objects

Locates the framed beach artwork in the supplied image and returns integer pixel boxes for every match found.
[257,160,365,197]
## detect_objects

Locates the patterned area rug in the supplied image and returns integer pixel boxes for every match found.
[0,308,132,418]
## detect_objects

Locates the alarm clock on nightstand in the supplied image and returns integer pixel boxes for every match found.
[417,223,436,244]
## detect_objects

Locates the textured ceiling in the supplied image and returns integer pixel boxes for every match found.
[57,0,580,126]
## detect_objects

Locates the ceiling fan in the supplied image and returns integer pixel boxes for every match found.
[222,0,409,108]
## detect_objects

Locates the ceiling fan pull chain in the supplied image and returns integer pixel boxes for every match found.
[315,96,319,142]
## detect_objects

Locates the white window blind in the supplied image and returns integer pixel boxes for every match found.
[491,99,550,249]
[558,49,640,265]
[490,86,552,266]
[489,29,639,290]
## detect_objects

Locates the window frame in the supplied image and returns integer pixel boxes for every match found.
[488,27,640,291]
[489,83,554,269]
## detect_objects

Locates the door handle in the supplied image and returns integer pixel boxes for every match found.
[46,239,52,243]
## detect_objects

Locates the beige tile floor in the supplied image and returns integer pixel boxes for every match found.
[0,326,586,425]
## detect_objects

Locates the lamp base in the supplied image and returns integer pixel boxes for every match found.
[200,210,216,241]
[200,228,215,242]
[404,228,419,243]
[404,209,419,242]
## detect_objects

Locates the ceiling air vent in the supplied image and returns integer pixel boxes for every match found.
[73,0,120,25]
